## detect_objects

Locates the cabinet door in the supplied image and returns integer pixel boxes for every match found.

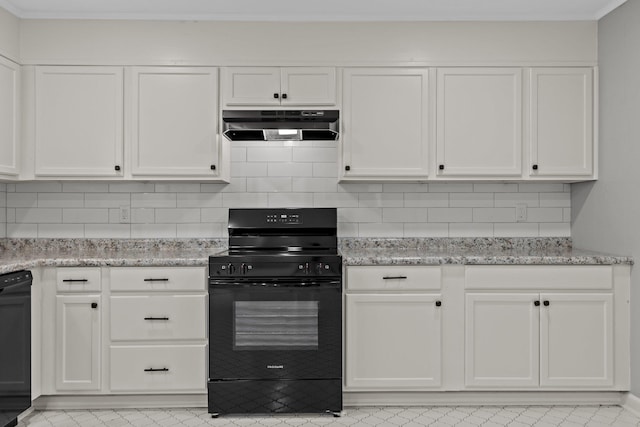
[436,68,522,177]
[0,56,19,177]
[345,293,441,389]
[130,67,219,177]
[280,67,336,106]
[529,68,594,178]
[540,293,613,387]
[35,66,124,177]
[465,293,539,387]
[342,68,429,179]
[222,67,280,106]
[55,294,101,391]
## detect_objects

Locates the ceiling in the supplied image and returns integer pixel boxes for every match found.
[0,0,628,21]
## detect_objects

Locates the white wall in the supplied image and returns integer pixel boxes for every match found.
[0,6,19,62]
[19,20,597,66]
[573,0,640,394]
[5,140,570,239]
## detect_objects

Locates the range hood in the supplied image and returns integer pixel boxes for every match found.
[222,110,339,141]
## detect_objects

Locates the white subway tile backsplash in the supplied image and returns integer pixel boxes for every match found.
[359,193,403,208]
[268,163,313,177]
[15,208,62,224]
[293,147,337,163]
[85,193,131,208]
[63,209,109,224]
[247,147,292,162]
[358,222,404,237]
[494,192,539,207]
[232,162,269,177]
[428,208,473,223]
[7,193,38,208]
[38,193,84,208]
[38,224,85,238]
[247,177,292,192]
[383,208,428,223]
[473,208,516,223]
[404,193,449,208]
[1,144,572,238]
[268,193,314,207]
[155,208,201,224]
[449,223,494,237]
[450,193,494,208]
[404,223,449,237]
[131,193,177,208]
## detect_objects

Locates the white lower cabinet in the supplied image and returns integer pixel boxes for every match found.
[110,345,206,392]
[54,268,102,392]
[464,266,617,390]
[345,266,443,390]
[108,267,207,393]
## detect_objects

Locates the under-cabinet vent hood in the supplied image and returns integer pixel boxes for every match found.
[222,110,339,141]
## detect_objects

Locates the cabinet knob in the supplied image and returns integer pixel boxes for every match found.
[91,302,98,309]
[282,93,288,99]
[435,300,442,307]
[532,164,539,170]
[345,165,351,171]
[114,165,121,171]
[439,165,445,171]
[210,165,216,171]
[534,300,540,306]
[543,300,550,306]
[273,93,279,99]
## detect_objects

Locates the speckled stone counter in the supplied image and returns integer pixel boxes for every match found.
[0,237,632,275]
[339,238,633,266]
[0,238,226,275]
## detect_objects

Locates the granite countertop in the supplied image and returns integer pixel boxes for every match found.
[0,238,633,275]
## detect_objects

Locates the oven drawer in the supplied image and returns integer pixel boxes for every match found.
[110,267,206,291]
[346,266,441,291]
[110,295,206,341]
[110,345,206,392]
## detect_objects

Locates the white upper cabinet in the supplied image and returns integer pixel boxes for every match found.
[222,67,336,106]
[0,56,20,178]
[129,67,220,178]
[529,67,594,179]
[436,68,522,178]
[341,68,430,180]
[34,66,124,177]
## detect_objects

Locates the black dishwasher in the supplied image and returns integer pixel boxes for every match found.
[0,271,32,427]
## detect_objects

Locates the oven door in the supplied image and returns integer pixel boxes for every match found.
[209,279,341,381]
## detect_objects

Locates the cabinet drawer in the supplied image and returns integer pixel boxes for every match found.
[346,266,441,291]
[465,265,613,290]
[110,345,206,392]
[110,267,205,291]
[56,267,101,292]
[110,295,206,341]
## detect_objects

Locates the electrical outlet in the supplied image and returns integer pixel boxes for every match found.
[119,206,130,224]
[516,203,527,222]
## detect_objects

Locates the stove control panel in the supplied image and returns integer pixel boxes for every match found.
[209,259,341,278]
[265,213,302,224]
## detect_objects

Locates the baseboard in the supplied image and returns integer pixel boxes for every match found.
[33,391,628,411]
[33,394,208,410]
[344,391,626,407]
[623,392,640,417]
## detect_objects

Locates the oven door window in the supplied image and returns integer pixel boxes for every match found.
[234,300,319,351]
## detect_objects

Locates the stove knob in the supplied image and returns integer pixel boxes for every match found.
[241,263,249,275]
[227,263,236,275]
[316,263,324,275]
[304,262,310,275]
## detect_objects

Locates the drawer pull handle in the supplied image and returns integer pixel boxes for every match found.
[144,368,169,372]
[144,317,170,321]
[62,279,89,283]
[382,276,407,280]
[144,278,169,282]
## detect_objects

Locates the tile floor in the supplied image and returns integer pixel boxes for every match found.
[16,405,640,427]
